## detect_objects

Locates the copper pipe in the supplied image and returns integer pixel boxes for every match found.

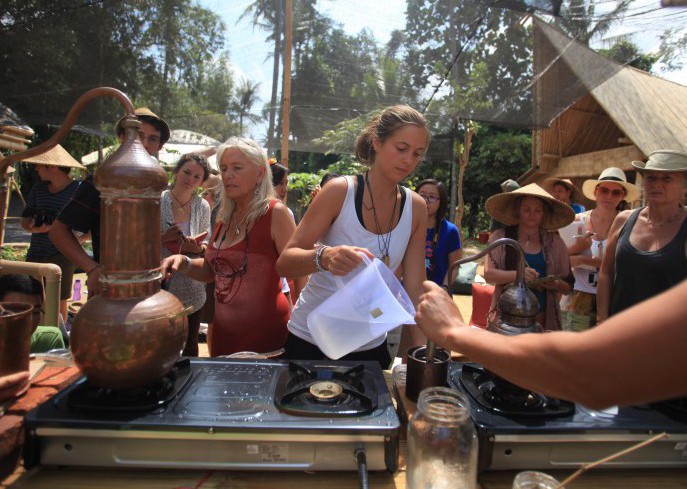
[447,238,526,291]
[0,259,61,327]
[0,87,133,247]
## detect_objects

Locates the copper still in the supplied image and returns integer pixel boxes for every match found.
[0,88,187,389]
[449,238,541,403]
[449,238,541,335]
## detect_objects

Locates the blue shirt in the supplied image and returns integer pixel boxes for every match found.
[525,250,547,312]
[571,203,585,214]
[425,219,462,285]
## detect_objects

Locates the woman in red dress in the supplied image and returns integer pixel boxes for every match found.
[162,137,296,356]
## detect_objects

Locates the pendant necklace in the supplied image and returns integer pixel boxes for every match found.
[589,210,611,258]
[171,191,193,217]
[365,171,397,267]
[230,212,245,236]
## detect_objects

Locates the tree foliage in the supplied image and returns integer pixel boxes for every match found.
[555,0,632,46]
[0,0,238,156]
[598,38,658,73]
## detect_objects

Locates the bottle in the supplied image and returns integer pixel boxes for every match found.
[407,387,478,489]
[72,279,82,302]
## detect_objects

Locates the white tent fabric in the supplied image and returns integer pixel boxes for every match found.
[81,129,220,169]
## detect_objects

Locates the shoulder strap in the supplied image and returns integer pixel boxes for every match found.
[398,185,407,219]
[354,174,365,228]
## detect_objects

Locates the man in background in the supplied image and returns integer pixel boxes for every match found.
[49,108,170,296]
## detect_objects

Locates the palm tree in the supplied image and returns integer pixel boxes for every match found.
[555,0,634,45]
[240,0,281,151]
[231,78,262,135]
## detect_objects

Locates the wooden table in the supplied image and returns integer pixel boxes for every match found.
[7,455,687,488]
[0,363,81,487]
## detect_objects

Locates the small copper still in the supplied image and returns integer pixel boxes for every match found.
[405,238,541,402]
[450,238,542,404]
[453,238,540,335]
[0,88,187,389]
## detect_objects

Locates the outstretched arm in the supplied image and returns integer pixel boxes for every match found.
[415,279,687,409]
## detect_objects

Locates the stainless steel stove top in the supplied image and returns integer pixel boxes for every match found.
[448,363,687,471]
[24,358,400,472]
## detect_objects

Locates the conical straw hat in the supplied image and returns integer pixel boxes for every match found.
[485,183,575,230]
[22,144,85,169]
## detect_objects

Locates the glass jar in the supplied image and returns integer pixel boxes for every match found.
[512,471,560,489]
[407,386,478,489]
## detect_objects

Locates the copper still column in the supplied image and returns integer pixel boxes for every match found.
[70,115,187,389]
[0,88,187,390]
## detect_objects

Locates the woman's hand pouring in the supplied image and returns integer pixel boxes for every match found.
[320,245,374,276]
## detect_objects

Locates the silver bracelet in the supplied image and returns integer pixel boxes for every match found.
[181,255,192,273]
[314,245,329,272]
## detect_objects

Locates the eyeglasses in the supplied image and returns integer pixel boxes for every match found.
[419,193,440,204]
[596,186,625,197]
[209,225,249,279]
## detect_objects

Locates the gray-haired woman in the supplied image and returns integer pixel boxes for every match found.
[162,137,296,356]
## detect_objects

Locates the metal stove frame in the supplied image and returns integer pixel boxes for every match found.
[24,358,400,472]
[449,363,687,472]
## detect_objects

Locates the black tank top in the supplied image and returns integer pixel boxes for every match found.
[610,207,687,316]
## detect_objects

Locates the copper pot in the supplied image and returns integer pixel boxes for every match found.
[2,88,188,390]
[71,293,187,389]
[69,114,187,389]
[0,302,33,379]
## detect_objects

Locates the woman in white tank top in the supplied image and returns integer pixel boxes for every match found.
[276,105,431,368]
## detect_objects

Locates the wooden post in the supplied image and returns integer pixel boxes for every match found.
[280,0,292,168]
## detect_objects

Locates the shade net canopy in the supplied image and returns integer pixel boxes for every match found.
[1,0,681,161]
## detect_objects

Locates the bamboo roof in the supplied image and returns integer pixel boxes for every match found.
[532,19,687,174]
[591,67,687,155]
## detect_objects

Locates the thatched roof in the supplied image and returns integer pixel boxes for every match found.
[591,67,687,155]
[530,19,687,179]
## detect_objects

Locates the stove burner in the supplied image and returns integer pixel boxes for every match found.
[480,381,547,410]
[450,363,574,418]
[66,359,192,413]
[274,362,378,416]
[309,381,344,401]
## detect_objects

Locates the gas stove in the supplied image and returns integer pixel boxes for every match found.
[24,358,400,472]
[448,363,687,472]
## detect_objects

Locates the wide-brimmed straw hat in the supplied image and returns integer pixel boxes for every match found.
[485,183,575,230]
[22,144,86,170]
[116,107,170,144]
[582,167,639,203]
[542,177,584,203]
[632,149,687,173]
